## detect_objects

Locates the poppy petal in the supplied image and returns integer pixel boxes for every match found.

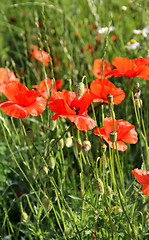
[24,97,46,116]
[132,168,149,185]
[142,184,149,196]
[0,101,29,118]
[68,114,96,131]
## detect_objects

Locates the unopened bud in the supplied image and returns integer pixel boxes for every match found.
[42,166,48,175]
[82,140,91,151]
[49,120,56,131]
[121,6,127,11]
[110,131,117,143]
[135,81,139,89]
[77,139,82,154]
[58,138,64,149]
[75,82,85,99]
[107,94,113,104]
[49,156,56,169]
[95,178,104,195]
[106,185,113,198]
[100,143,107,153]
[65,137,73,148]
[21,211,28,222]
[42,195,52,211]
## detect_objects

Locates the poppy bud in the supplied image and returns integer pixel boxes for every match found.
[42,166,48,175]
[75,82,85,99]
[107,94,113,104]
[82,140,91,151]
[106,185,113,198]
[95,178,104,195]
[65,137,73,148]
[100,143,107,153]
[58,138,64,149]
[49,156,56,169]
[42,195,52,211]
[21,211,28,222]
[77,139,82,154]
[110,131,117,143]
[49,120,56,131]
[135,81,139,89]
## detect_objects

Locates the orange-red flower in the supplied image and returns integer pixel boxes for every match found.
[94,117,138,151]
[0,68,20,93]
[92,59,112,78]
[106,56,149,79]
[90,78,125,105]
[48,90,96,131]
[32,78,62,99]
[30,45,51,66]
[0,83,46,118]
[132,168,149,196]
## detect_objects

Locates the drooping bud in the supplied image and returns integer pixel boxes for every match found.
[21,211,28,222]
[49,156,56,169]
[82,140,91,151]
[42,166,48,175]
[42,195,52,211]
[65,137,73,148]
[110,131,117,143]
[58,138,64,149]
[77,139,82,154]
[107,94,113,104]
[49,120,56,131]
[135,81,139,90]
[75,82,85,99]
[95,178,104,195]
[100,143,107,154]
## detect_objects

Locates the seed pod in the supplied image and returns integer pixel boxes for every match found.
[110,131,117,143]
[82,140,91,151]
[75,82,85,99]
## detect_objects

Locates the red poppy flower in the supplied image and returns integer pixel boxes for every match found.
[105,56,149,79]
[93,117,138,151]
[0,68,20,93]
[132,168,149,196]
[93,59,112,78]
[0,83,46,118]
[30,45,52,66]
[32,78,62,99]
[48,90,96,131]
[90,78,125,105]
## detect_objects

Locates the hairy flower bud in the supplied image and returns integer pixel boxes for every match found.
[58,138,64,149]
[49,120,56,131]
[82,140,91,151]
[21,211,28,222]
[42,166,48,175]
[49,156,56,169]
[95,178,104,195]
[65,137,73,148]
[75,82,85,99]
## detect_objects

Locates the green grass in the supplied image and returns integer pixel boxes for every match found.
[0,0,149,239]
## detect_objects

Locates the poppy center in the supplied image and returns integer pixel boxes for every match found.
[71,106,80,115]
